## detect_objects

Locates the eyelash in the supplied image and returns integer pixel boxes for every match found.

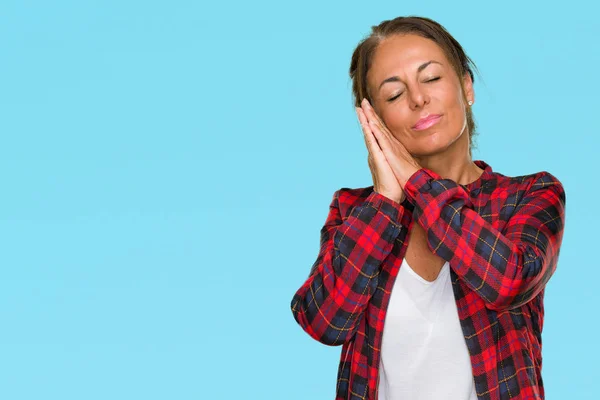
[387,77,441,102]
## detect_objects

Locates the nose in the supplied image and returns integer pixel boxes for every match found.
[408,85,429,110]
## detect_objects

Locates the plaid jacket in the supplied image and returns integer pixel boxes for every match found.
[291,160,566,400]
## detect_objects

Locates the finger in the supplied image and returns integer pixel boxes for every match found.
[367,118,399,165]
[360,102,421,174]
[361,99,385,126]
[364,126,388,169]
[359,109,381,189]
[361,103,396,146]
[357,107,375,149]
[368,155,379,189]
[368,119,391,147]
[359,99,373,124]
[356,107,372,153]
[361,103,408,157]
[357,108,384,157]
[369,118,413,166]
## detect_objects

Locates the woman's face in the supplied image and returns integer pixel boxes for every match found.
[366,33,474,157]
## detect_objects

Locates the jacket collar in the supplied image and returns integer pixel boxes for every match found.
[461,159,494,192]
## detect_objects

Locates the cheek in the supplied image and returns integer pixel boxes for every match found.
[441,89,466,125]
[439,85,462,109]
[382,107,411,133]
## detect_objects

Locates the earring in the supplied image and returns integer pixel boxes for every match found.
[468,100,473,106]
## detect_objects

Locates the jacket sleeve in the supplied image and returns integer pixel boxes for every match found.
[403,168,566,311]
[290,188,412,346]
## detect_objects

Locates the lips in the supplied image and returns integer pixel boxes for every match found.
[413,114,442,130]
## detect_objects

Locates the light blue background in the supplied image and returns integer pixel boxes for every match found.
[0,1,594,399]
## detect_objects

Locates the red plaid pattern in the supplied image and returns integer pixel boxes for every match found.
[291,160,566,399]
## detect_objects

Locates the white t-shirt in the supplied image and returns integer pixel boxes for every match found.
[378,257,478,400]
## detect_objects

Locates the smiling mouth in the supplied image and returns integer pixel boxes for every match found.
[413,115,442,131]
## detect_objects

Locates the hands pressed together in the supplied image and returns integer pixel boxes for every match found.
[355,98,422,204]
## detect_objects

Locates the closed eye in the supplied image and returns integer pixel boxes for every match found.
[387,77,441,102]
[387,93,403,102]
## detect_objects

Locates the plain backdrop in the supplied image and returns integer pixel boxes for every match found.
[0,0,595,399]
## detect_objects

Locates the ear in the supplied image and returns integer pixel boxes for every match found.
[462,71,474,104]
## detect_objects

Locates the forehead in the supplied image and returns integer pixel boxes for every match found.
[368,34,448,83]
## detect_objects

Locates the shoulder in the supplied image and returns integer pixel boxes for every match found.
[487,169,565,209]
[492,169,564,193]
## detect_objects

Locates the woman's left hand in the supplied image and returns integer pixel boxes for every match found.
[360,98,422,188]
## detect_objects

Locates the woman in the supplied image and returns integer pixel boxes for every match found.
[290,16,566,400]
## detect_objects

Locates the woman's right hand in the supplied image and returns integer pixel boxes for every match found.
[356,106,406,204]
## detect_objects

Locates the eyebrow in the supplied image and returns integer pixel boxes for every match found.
[377,60,442,91]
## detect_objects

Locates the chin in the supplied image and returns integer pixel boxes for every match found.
[411,146,448,157]
[408,130,458,156]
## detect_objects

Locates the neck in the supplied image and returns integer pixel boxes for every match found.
[412,130,483,186]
